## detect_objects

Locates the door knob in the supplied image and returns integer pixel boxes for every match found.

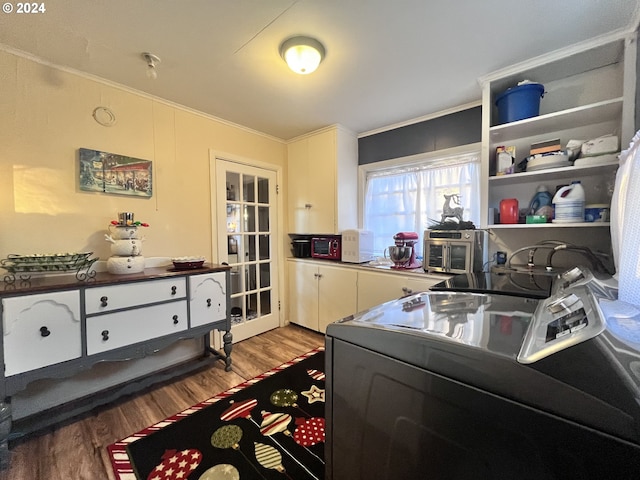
[101,330,109,341]
[39,326,50,337]
[100,296,108,307]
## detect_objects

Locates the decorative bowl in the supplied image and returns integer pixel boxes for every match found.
[171,256,206,270]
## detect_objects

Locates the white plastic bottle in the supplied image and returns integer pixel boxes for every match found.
[552,181,585,223]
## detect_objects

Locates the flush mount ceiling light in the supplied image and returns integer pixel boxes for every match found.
[141,52,161,79]
[279,36,325,75]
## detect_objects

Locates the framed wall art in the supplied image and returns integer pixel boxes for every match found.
[79,148,152,198]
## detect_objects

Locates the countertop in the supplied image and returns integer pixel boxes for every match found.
[286,257,450,281]
[0,264,231,297]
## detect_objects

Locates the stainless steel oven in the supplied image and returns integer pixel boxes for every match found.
[424,229,484,273]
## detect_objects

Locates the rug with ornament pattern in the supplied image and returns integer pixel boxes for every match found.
[108,348,325,480]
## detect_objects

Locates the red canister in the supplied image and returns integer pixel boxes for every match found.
[500,198,519,224]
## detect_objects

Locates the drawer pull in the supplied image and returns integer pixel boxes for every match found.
[171,286,177,295]
[100,296,108,307]
[173,315,179,325]
[40,326,51,337]
[101,330,109,341]
[207,298,212,307]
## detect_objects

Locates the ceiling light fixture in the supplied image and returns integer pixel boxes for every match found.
[279,36,325,75]
[141,52,161,80]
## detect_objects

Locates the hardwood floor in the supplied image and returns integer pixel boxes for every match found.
[0,324,325,480]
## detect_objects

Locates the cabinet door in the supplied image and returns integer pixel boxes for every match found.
[287,130,337,234]
[189,272,227,328]
[307,129,337,233]
[85,277,186,314]
[403,276,441,296]
[357,270,410,312]
[318,265,357,333]
[288,137,311,234]
[86,301,188,355]
[288,261,319,331]
[2,290,81,376]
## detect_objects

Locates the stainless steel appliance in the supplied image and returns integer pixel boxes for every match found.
[388,231,421,269]
[341,229,374,263]
[325,267,640,479]
[311,235,341,260]
[424,229,484,273]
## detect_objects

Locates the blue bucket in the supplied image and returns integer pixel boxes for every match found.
[495,83,544,124]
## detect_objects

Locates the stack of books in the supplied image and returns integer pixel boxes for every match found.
[530,138,562,156]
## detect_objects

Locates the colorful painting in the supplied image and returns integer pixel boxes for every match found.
[79,148,152,197]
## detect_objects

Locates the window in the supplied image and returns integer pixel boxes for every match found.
[363,149,481,257]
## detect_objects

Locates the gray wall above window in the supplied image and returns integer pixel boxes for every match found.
[358,106,482,165]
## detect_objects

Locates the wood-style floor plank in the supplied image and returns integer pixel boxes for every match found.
[0,324,324,480]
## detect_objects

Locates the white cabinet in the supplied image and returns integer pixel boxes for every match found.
[2,290,81,376]
[479,34,636,267]
[287,125,358,234]
[356,270,441,312]
[288,260,357,333]
[189,272,227,328]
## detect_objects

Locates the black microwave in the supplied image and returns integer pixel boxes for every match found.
[311,236,342,260]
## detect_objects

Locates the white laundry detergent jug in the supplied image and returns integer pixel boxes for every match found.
[552,181,585,223]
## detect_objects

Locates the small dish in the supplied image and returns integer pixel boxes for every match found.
[171,256,206,270]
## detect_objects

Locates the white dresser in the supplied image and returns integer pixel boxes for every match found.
[0,266,231,460]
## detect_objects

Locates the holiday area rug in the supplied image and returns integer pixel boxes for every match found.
[108,347,325,480]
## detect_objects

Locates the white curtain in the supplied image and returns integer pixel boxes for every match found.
[364,153,480,257]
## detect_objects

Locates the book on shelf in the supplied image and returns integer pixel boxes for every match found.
[530,138,561,156]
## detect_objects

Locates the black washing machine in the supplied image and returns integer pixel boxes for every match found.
[325,267,640,479]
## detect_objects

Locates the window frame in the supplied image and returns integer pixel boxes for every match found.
[357,142,483,230]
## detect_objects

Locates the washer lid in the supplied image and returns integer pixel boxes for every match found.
[329,291,539,360]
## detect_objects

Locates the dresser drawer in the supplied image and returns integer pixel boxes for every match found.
[85,277,186,314]
[86,300,188,355]
[2,290,82,376]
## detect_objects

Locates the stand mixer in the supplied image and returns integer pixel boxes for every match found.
[389,232,421,269]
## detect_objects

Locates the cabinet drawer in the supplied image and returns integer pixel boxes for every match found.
[86,301,188,355]
[85,277,186,314]
[189,272,227,328]
[2,291,82,376]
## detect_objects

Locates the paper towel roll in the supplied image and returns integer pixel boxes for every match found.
[616,131,640,306]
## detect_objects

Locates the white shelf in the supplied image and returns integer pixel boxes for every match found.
[489,222,610,229]
[489,161,619,186]
[489,98,623,144]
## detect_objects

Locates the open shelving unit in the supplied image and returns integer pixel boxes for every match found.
[478,31,637,270]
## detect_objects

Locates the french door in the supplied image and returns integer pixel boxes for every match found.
[213,158,280,343]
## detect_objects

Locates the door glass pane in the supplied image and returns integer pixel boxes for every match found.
[259,235,270,261]
[260,263,270,288]
[258,177,269,203]
[260,290,272,316]
[226,172,239,201]
[247,263,257,291]
[243,175,255,202]
[243,205,256,232]
[247,293,258,320]
[230,265,242,294]
[226,205,240,233]
[245,234,256,261]
[258,206,269,232]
